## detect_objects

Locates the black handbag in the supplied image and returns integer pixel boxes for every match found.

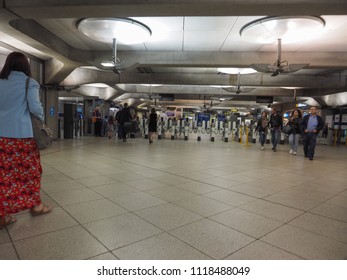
[282,125,292,135]
[26,78,53,150]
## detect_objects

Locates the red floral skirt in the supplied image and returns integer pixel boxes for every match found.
[0,137,42,217]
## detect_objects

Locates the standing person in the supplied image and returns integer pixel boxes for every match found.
[269,107,283,152]
[300,106,324,161]
[287,109,302,155]
[106,115,115,139]
[148,108,158,144]
[93,106,102,137]
[255,111,268,150]
[115,108,122,139]
[118,103,131,142]
[322,123,329,139]
[0,52,52,229]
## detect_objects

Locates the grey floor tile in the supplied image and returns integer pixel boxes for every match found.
[91,183,139,198]
[173,196,233,217]
[240,199,304,223]
[229,184,276,198]
[14,226,107,260]
[152,174,194,185]
[225,241,302,260]
[289,212,347,243]
[204,189,257,206]
[280,188,335,202]
[41,179,86,194]
[41,173,72,184]
[146,186,197,202]
[202,177,242,188]
[0,228,11,245]
[49,188,103,206]
[0,243,19,260]
[135,203,203,231]
[8,207,78,241]
[126,178,169,190]
[261,225,347,259]
[88,252,118,260]
[310,203,347,223]
[113,233,211,260]
[210,208,283,238]
[264,192,322,211]
[110,192,166,211]
[252,179,295,191]
[325,195,347,208]
[296,181,347,195]
[111,172,148,183]
[64,199,128,224]
[84,213,162,250]
[174,181,222,194]
[77,175,118,188]
[170,219,254,259]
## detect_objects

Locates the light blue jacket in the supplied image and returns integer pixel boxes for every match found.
[0,71,44,138]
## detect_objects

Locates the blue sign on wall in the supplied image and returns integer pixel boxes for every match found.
[49,106,55,116]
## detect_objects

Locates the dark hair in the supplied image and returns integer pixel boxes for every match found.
[123,103,128,107]
[261,111,268,117]
[151,108,156,114]
[291,109,302,118]
[0,52,32,79]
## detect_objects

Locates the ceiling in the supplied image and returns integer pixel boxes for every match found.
[1,0,347,111]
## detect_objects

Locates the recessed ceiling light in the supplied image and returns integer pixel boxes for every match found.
[217,68,257,74]
[101,62,115,67]
[78,18,152,45]
[240,16,325,44]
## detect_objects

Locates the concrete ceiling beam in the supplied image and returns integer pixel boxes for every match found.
[62,68,346,89]
[5,0,347,17]
[111,50,347,69]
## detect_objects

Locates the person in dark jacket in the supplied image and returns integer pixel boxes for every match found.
[93,106,102,137]
[118,103,132,142]
[300,106,324,160]
[287,109,302,155]
[148,108,158,144]
[269,107,283,152]
[255,111,268,150]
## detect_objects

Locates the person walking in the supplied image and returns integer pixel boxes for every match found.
[255,111,268,150]
[269,107,283,152]
[93,106,102,137]
[300,106,324,161]
[0,52,52,229]
[287,109,302,155]
[106,115,115,139]
[118,103,132,142]
[148,108,158,144]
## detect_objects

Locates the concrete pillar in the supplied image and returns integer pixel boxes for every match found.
[41,88,59,140]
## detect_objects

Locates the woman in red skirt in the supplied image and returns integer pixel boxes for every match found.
[0,52,52,229]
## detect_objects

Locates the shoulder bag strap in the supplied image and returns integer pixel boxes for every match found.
[25,77,30,110]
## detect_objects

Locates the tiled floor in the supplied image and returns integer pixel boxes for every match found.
[1,136,347,260]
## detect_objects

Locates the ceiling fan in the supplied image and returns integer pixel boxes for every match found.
[101,38,132,74]
[210,87,234,101]
[222,72,254,94]
[251,38,309,76]
[276,88,308,103]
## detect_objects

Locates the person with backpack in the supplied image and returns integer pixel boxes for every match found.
[255,111,268,150]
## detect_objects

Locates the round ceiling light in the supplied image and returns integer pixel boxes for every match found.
[77,18,152,45]
[240,16,325,44]
[217,68,257,74]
